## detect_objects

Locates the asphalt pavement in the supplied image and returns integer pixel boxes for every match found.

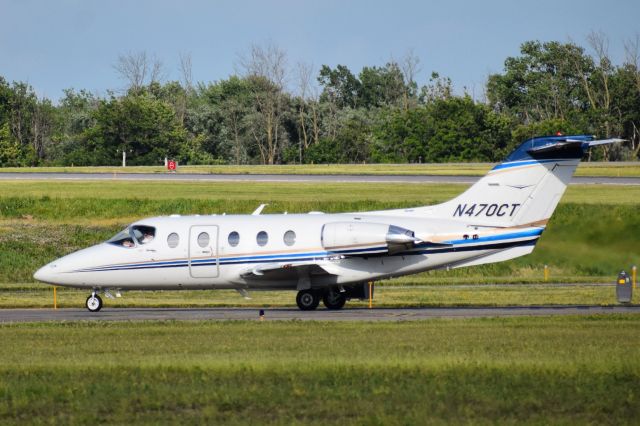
[1,305,638,323]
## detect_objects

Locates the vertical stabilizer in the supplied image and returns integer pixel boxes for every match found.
[417,135,621,227]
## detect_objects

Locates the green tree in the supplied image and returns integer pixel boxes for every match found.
[306,109,374,163]
[0,78,46,165]
[0,122,26,166]
[83,94,186,166]
[197,76,256,164]
[371,107,430,163]
[48,89,99,165]
[358,62,406,108]
[487,41,593,123]
[318,65,361,109]
[373,97,511,163]
[610,63,640,159]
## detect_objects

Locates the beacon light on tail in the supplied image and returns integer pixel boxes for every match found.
[34,135,624,312]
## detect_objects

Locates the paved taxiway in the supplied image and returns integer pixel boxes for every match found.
[0,172,638,185]
[1,306,638,323]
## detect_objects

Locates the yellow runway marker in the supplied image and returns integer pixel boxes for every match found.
[544,265,549,282]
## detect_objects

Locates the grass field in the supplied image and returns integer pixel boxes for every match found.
[1,177,639,425]
[1,180,640,217]
[0,283,627,308]
[1,161,639,177]
[1,317,638,424]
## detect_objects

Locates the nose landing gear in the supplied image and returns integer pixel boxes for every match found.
[86,291,103,312]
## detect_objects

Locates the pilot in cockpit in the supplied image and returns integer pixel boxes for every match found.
[108,225,155,248]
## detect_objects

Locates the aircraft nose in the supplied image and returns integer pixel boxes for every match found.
[33,263,58,283]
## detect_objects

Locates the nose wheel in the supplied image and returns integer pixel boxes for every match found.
[86,292,103,312]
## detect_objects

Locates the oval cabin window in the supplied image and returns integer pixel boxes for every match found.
[256,231,268,247]
[283,230,296,246]
[197,232,210,248]
[167,232,180,248]
[228,231,240,247]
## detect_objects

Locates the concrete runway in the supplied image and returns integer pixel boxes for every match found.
[1,305,638,323]
[0,172,639,185]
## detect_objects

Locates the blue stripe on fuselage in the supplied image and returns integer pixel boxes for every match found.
[72,229,543,273]
[443,228,543,245]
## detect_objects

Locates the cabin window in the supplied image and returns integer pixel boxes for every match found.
[131,225,156,245]
[167,233,180,248]
[256,231,268,247]
[197,232,210,248]
[107,228,136,248]
[228,231,240,247]
[283,230,296,246]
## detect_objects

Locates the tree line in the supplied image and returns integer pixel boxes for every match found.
[1,33,640,167]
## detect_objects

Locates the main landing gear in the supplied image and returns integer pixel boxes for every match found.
[86,291,103,312]
[296,289,320,311]
[322,290,347,310]
[295,288,347,311]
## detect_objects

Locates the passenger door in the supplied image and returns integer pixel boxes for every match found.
[188,225,219,278]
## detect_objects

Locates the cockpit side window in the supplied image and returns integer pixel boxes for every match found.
[131,225,156,245]
[107,228,136,248]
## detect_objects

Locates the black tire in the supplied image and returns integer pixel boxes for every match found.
[322,290,347,310]
[86,294,103,312]
[296,290,320,311]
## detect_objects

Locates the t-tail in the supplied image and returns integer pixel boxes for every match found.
[422,134,624,227]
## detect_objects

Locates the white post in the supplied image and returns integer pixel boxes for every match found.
[164,157,168,167]
[122,150,126,168]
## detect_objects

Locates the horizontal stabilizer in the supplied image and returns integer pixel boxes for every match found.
[588,138,626,146]
[526,136,626,160]
[526,140,583,156]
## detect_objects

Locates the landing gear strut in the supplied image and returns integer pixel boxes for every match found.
[86,291,103,312]
[296,289,320,311]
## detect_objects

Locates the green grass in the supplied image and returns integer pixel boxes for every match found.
[0,177,638,424]
[1,161,640,176]
[0,181,639,224]
[0,317,638,424]
[0,283,632,308]
[0,180,466,206]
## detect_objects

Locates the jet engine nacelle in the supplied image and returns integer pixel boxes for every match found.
[321,222,419,254]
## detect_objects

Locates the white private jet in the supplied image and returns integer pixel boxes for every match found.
[34,135,622,312]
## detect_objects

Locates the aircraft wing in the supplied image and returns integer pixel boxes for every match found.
[240,260,339,279]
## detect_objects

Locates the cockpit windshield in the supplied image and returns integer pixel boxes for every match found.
[107,228,136,248]
[107,225,156,248]
[131,225,156,244]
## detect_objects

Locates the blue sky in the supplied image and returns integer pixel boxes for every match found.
[1,0,639,101]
